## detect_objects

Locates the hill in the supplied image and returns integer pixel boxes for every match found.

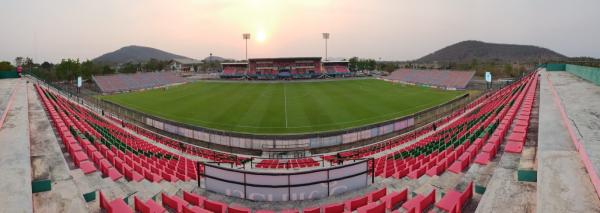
[93,45,193,64]
[417,40,566,63]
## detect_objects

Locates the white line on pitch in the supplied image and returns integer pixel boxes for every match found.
[284,84,288,128]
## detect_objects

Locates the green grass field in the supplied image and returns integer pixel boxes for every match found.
[101,79,466,134]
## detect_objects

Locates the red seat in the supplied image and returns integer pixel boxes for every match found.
[357,202,385,213]
[204,200,226,213]
[255,210,275,213]
[183,206,212,213]
[369,188,387,202]
[474,152,491,165]
[383,189,408,210]
[79,161,97,174]
[134,196,166,213]
[323,203,344,213]
[401,189,435,213]
[447,159,469,174]
[108,198,132,213]
[507,132,526,143]
[435,182,473,213]
[124,166,144,182]
[183,191,206,206]
[107,167,123,181]
[345,195,369,211]
[72,151,88,167]
[504,142,523,153]
[512,125,527,133]
[426,164,445,176]
[302,207,321,213]
[161,193,188,213]
[99,191,132,213]
[227,206,251,213]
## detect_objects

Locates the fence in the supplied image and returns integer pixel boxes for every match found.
[565,64,600,86]
[543,63,600,86]
[201,159,372,201]
[0,71,19,79]
[546,63,566,71]
[96,91,472,152]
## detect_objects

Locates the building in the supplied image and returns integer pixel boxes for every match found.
[221,57,350,79]
[168,58,203,72]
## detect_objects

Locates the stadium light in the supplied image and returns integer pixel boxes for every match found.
[243,33,251,61]
[322,33,330,61]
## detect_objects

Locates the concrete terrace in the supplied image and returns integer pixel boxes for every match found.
[535,70,600,212]
[0,79,32,213]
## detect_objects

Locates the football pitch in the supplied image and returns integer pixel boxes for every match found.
[101,79,466,134]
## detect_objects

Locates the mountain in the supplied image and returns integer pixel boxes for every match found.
[417,40,567,63]
[93,45,193,64]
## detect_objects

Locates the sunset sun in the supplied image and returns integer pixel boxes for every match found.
[256,30,267,43]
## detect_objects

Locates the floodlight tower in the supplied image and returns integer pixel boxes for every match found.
[243,33,251,78]
[243,33,251,61]
[322,33,330,61]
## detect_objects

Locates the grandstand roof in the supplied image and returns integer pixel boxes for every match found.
[221,62,248,66]
[322,61,350,64]
[249,57,322,61]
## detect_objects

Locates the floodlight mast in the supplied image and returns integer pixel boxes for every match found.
[322,33,330,61]
[320,33,331,79]
[243,33,251,78]
[243,33,251,61]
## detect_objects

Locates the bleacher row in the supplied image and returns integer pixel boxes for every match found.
[222,67,248,76]
[254,157,320,169]
[99,180,474,213]
[323,87,492,163]
[385,69,475,89]
[93,72,186,93]
[367,72,537,180]
[324,66,351,74]
[35,84,200,183]
[121,121,249,165]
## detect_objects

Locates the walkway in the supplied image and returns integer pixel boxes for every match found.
[0,79,33,213]
[536,70,600,212]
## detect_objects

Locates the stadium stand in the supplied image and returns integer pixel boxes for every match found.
[35,84,200,183]
[385,69,475,89]
[92,72,186,93]
[28,69,539,212]
[122,121,248,164]
[324,71,538,183]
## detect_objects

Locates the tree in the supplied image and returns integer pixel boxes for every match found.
[503,64,513,77]
[80,60,102,79]
[55,59,81,81]
[144,58,167,71]
[102,65,115,75]
[348,57,359,71]
[366,59,376,71]
[0,61,14,71]
[14,57,23,67]
[120,62,139,73]
[41,62,53,70]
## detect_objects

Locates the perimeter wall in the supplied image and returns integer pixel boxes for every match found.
[544,63,600,86]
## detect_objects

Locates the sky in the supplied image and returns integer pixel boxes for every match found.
[1,0,599,63]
